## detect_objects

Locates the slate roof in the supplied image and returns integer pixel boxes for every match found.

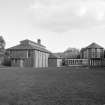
[0,36,5,43]
[86,42,104,49]
[7,40,51,53]
[80,43,104,53]
[49,53,62,59]
[20,39,45,48]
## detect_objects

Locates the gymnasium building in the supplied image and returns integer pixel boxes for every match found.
[6,39,51,68]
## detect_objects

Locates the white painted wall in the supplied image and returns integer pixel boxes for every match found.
[33,50,49,68]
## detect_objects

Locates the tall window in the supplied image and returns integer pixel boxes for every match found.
[28,50,31,58]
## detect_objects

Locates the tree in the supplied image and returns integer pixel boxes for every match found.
[64,48,80,59]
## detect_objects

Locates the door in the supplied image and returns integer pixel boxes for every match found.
[20,59,24,67]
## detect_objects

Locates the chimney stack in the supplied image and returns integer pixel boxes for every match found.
[37,39,41,45]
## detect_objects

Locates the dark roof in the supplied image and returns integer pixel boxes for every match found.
[49,53,62,59]
[80,48,86,52]
[7,42,51,53]
[0,36,5,43]
[86,42,104,49]
[20,39,45,48]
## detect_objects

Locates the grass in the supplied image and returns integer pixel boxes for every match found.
[0,67,104,104]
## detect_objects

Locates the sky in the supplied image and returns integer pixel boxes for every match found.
[0,0,105,52]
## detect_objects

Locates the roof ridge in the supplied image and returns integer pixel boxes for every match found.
[20,39,45,48]
[86,42,104,49]
[7,43,51,53]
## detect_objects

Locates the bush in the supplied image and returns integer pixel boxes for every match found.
[3,58,11,66]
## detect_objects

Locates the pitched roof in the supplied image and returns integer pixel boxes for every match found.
[7,40,51,53]
[49,53,62,59]
[86,42,104,49]
[0,36,5,42]
[20,39,45,48]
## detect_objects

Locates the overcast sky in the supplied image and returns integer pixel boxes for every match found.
[0,0,105,52]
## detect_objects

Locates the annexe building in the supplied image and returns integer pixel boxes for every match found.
[80,42,105,66]
[6,39,51,68]
[63,42,105,67]
[65,59,88,66]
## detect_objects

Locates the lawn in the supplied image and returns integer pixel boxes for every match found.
[0,67,104,105]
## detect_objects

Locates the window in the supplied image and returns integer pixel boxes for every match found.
[13,59,18,63]
[97,49,101,53]
[28,50,31,58]
[15,59,18,63]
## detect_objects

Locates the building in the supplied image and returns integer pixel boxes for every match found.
[6,39,51,68]
[80,42,105,66]
[0,36,6,65]
[48,53,62,67]
[63,42,105,67]
[65,59,88,66]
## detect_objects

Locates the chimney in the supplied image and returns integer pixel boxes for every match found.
[37,39,41,45]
